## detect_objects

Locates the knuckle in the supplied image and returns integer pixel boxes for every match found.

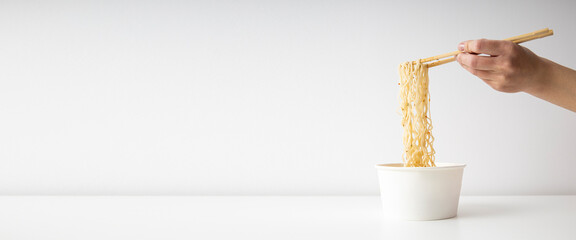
[503,41,516,51]
[491,82,507,92]
[502,41,519,57]
[468,68,479,76]
[491,75,517,93]
[471,39,484,52]
[468,57,479,68]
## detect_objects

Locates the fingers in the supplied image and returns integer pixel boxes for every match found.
[455,38,537,93]
[458,62,496,81]
[456,53,498,71]
[458,39,514,56]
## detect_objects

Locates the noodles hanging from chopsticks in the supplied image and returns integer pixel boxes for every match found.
[399,61,436,167]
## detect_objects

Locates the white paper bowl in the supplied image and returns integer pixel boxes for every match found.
[375,163,466,220]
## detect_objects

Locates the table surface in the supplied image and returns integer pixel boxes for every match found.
[0,195,574,240]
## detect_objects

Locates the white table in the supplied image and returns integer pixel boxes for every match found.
[0,196,574,240]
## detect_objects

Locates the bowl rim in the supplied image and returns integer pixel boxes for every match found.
[375,162,466,171]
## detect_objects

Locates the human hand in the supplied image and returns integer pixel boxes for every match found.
[455,39,548,93]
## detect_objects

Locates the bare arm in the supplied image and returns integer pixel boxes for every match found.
[455,39,576,112]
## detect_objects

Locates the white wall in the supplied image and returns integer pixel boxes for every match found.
[0,0,575,195]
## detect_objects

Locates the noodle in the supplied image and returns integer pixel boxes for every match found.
[398,61,436,167]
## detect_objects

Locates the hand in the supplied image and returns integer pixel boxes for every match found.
[455,39,576,112]
[455,39,547,93]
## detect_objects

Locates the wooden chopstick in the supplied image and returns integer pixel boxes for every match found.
[508,29,554,44]
[423,28,554,68]
[504,28,551,43]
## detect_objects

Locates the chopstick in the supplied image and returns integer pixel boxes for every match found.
[423,28,554,68]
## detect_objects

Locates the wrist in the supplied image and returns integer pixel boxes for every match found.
[523,57,553,96]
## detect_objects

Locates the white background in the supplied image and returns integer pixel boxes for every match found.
[0,0,574,195]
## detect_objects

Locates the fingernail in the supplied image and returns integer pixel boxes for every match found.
[458,42,465,52]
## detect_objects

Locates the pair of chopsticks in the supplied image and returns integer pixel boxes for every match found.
[422,28,554,68]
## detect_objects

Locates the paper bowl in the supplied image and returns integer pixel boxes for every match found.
[375,163,466,220]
